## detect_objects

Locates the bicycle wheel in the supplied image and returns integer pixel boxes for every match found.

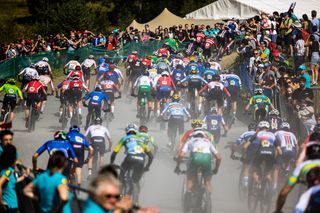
[202,191,212,213]
[27,105,33,132]
[238,167,247,201]
[139,97,147,125]
[247,178,258,212]
[61,106,68,130]
[260,178,272,213]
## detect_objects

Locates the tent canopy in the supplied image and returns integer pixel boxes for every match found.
[128,8,220,31]
[185,0,320,20]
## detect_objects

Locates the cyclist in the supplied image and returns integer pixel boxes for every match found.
[18,64,39,89]
[266,109,283,133]
[0,78,23,125]
[110,123,153,203]
[175,129,221,204]
[98,64,120,87]
[171,64,186,95]
[113,64,125,86]
[68,65,85,85]
[83,85,110,130]
[137,125,158,154]
[202,63,219,82]
[100,74,121,119]
[160,94,191,148]
[224,69,241,122]
[132,71,153,118]
[81,55,97,87]
[245,88,275,122]
[68,75,89,120]
[64,56,81,75]
[155,71,176,117]
[35,57,52,78]
[67,125,93,186]
[85,117,113,177]
[208,58,221,72]
[293,184,320,213]
[199,74,231,115]
[32,131,79,176]
[96,58,109,82]
[178,67,207,112]
[39,74,54,113]
[203,107,228,144]
[56,77,71,123]
[23,76,47,128]
[246,121,279,189]
[274,142,320,213]
[274,122,299,189]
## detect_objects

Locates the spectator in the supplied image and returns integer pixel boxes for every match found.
[292,77,314,106]
[0,130,14,156]
[302,14,311,33]
[297,100,316,133]
[305,35,320,85]
[293,32,305,68]
[298,65,311,89]
[5,44,17,59]
[311,10,319,32]
[175,24,187,44]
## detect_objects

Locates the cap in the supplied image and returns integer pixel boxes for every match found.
[298,65,306,70]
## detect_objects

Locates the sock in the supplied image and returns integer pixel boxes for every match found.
[111,105,114,113]
[78,108,82,115]
[157,110,160,116]
[70,112,73,118]
[59,111,63,117]
[41,105,45,112]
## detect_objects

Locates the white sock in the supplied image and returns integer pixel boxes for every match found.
[70,112,73,117]
[78,108,82,115]
[111,105,114,113]
[41,105,45,112]
[157,110,160,116]
[59,111,62,116]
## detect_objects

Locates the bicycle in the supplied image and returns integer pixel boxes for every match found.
[27,101,40,132]
[60,101,69,130]
[159,94,170,131]
[223,96,234,128]
[91,137,109,174]
[231,153,248,202]
[70,101,81,126]
[189,86,200,119]
[0,100,12,130]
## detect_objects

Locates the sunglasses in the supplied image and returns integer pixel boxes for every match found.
[104,194,121,200]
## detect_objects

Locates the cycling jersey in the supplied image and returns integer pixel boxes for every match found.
[209,62,221,71]
[19,67,39,81]
[203,114,225,132]
[68,70,84,82]
[200,81,230,95]
[250,130,276,147]
[67,132,90,148]
[104,70,120,84]
[170,58,183,68]
[100,80,117,93]
[35,61,51,75]
[36,140,77,159]
[267,116,282,133]
[171,69,186,85]
[97,64,109,77]
[65,60,81,73]
[39,75,54,89]
[25,80,46,94]
[113,135,150,155]
[224,74,242,88]
[0,84,23,99]
[180,74,208,85]
[275,130,298,152]
[134,76,153,88]
[202,69,219,82]
[248,95,272,111]
[183,137,218,155]
[294,185,320,213]
[161,102,190,119]
[235,131,256,145]
[85,124,111,139]
[81,59,96,68]
[84,91,109,107]
[184,62,200,75]
[156,76,175,89]
[69,80,87,90]
[137,132,157,149]
[288,159,320,187]
[57,80,70,92]
[127,54,138,63]
[180,128,214,145]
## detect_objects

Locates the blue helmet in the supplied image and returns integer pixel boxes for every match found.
[69,125,80,132]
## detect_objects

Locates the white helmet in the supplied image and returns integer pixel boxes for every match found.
[269,109,280,116]
[280,122,290,130]
[258,121,270,129]
[161,71,170,76]
[89,55,94,59]
[42,57,49,62]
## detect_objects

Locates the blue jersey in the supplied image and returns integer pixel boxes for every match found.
[67,131,90,149]
[202,69,219,81]
[235,131,256,145]
[203,114,225,132]
[36,140,77,159]
[250,131,276,146]
[184,62,200,75]
[0,167,17,208]
[105,70,119,83]
[161,102,190,119]
[171,69,186,84]
[97,64,109,76]
[180,74,208,85]
[224,74,241,87]
[84,91,109,106]
[198,64,206,76]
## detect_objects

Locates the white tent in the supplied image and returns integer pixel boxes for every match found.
[185,0,320,20]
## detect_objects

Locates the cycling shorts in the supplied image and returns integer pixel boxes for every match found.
[91,136,106,156]
[60,90,70,105]
[88,104,102,118]
[3,94,17,111]
[72,144,85,168]
[69,89,82,105]
[187,80,202,92]
[82,67,91,81]
[276,148,297,166]
[156,86,171,100]
[252,146,275,173]
[121,154,145,183]
[208,130,220,144]
[227,86,240,101]
[187,152,213,178]
[105,92,115,103]
[41,87,48,101]
[138,85,152,101]
[242,143,259,164]
[207,89,224,107]
[26,93,41,108]
[168,116,185,136]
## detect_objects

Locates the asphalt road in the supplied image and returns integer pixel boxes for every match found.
[12,83,303,213]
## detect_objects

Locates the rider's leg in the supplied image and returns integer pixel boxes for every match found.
[75,167,82,186]
[9,112,14,123]
[77,100,82,117]
[205,177,213,193]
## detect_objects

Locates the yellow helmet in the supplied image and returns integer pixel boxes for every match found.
[171,93,180,102]
[6,78,16,84]
[191,119,203,128]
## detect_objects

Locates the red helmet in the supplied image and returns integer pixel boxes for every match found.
[109,64,116,69]
[75,65,81,71]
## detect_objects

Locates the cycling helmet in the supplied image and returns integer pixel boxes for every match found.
[158,63,168,71]
[89,55,94,59]
[212,75,220,81]
[125,123,138,134]
[161,71,170,76]
[132,51,138,55]
[95,117,102,125]
[6,78,16,85]
[191,119,203,128]
[95,85,102,91]
[42,57,49,62]
[193,129,206,138]
[306,167,320,186]
[211,107,218,114]
[29,64,36,68]
[142,71,150,76]
[75,65,81,71]
[172,93,180,102]
[72,75,80,80]
[109,64,116,69]
[306,142,320,160]
[258,121,270,129]
[139,125,148,133]
[269,109,280,116]
[248,123,256,131]
[254,88,263,95]
[69,125,80,132]
[53,131,67,140]
[280,122,290,131]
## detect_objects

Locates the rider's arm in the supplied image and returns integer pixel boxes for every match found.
[49,79,55,95]
[16,87,24,100]
[0,85,4,92]
[145,150,154,170]
[32,143,47,170]
[293,186,316,213]
[67,144,78,165]
[223,87,231,97]
[104,127,113,149]
[199,84,208,94]
[82,83,89,92]
[212,146,222,172]
[245,97,254,111]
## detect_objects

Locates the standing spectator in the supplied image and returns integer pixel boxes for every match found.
[280,13,293,55]
[163,28,169,39]
[175,25,187,45]
[298,65,311,89]
[305,35,320,85]
[297,100,316,133]
[0,130,14,157]
[294,32,305,68]
[292,77,314,106]
[93,33,106,47]
[311,10,320,32]
[302,14,311,33]
[154,28,162,40]
[53,34,68,51]
[5,44,17,59]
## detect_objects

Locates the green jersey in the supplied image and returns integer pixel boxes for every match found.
[248,94,271,110]
[137,132,157,150]
[0,83,23,99]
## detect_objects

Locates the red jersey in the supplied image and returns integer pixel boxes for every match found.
[101,80,116,93]
[204,38,216,48]
[157,76,176,89]
[26,80,46,94]
[69,80,84,90]
[127,54,138,62]
[196,32,206,42]
[68,70,84,82]
[157,48,169,56]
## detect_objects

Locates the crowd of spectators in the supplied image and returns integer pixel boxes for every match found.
[237,9,320,134]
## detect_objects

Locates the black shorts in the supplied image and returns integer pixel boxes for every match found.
[91,136,106,156]
[121,154,145,183]
[3,94,17,111]
[242,143,259,164]
[227,86,240,102]
[105,92,115,103]
[208,130,221,144]
[207,89,224,107]
[82,67,91,81]
[168,116,185,136]
[252,148,275,173]
[187,80,202,92]
[26,93,41,108]
[41,87,48,101]
[60,90,70,105]
[276,149,297,166]
[72,145,85,168]
[88,104,102,118]
[69,89,82,105]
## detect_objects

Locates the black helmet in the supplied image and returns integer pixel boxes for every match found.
[306,142,320,160]
[212,75,220,81]
[248,123,256,131]
[95,117,102,125]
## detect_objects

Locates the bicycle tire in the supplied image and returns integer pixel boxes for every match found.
[27,105,33,132]
[260,178,272,213]
[61,106,68,130]
[203,191,212,213]
[247,178,258,212]
[238,167,247,201]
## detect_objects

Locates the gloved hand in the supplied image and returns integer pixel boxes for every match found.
[144,167,150,172]
[212,168,218,175]
[174,166,181,174]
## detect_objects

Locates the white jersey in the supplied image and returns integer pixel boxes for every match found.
[39,75,53,88]
[182,137,218,155]
[114,68,124,80]
[207,81,225,91]
[65,60,81,72]
[274,130,298,151]
[19,67,39,78]
[294,185,320,213]
[85,124,111,139]
[170,58,183,68]
[81,59,96,68]
[134,75,153,88]
[35,61,51,73]
[209,61,221,71]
